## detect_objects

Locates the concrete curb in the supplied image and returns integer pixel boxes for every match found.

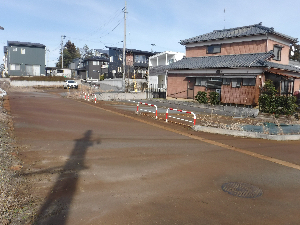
[193,125,300,141]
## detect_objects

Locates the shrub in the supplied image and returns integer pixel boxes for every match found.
[259,80,297,116]
[209,92,220,105]
[195,91,208,104]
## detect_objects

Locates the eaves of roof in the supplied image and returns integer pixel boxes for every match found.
[266,61,300,73]
[7,41,46,48]
[180,23,298,45]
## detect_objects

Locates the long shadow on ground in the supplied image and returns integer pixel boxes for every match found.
[32,130,95,225]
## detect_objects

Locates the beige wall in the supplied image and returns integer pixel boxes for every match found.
[186,40,267,57]
[294,79,300,92]
[267,39,290,65]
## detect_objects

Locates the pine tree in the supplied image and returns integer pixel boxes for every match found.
[56,41,81,68]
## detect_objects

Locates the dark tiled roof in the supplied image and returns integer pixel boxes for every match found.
[168,51,300,74]
[180,23,298,45]
[149,65,169,76]
[168,52,274,70]
[266,61,300,73]
[7,41,46,48]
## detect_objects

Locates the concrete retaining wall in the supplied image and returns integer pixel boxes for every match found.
[193,125,300,141]
[10,79,81,87]
[96,92,147,101]
[10,81,65,87]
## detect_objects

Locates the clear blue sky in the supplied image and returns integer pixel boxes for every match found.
[1,0,300,67]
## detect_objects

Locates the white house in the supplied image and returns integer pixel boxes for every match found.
[148,51,185,90]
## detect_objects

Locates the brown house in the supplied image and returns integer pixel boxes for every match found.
[167,23,300,106]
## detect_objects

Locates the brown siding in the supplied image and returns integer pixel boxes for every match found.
[167,74,188,98]
[186,40,267,57]
[126,53,134,66]
[221,75,262,105]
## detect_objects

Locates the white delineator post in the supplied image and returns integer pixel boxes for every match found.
[136,102,158,119]
[88,94,90,102]
[95,94,97,104]
[85,93,87,101]
[166,108,196,125]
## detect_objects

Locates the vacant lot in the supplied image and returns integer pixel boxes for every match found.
[3,88,300,224]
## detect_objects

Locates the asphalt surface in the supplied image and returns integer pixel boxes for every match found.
[8,89,300,224]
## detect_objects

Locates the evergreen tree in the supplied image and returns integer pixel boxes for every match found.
[56,40,81,68]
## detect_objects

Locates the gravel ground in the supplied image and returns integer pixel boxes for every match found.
[0,81,39,225]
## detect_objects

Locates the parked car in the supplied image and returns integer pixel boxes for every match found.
[64,80,78,89]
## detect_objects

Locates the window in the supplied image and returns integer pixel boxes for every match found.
[195,77,208,86]
[168,59,175,64]
[231,78,242,88]
[21,48,25,54]
[208,77,221,82]
[273,45,282,61]
[134,55,147,63]
[110,56,114,62]
[93,61,99,65]
[13,47,17,51]
[243,78,256,86]
[10,64,20,70]
[25,65,40,76]
[207,45,221,54]
[222,78,231,85]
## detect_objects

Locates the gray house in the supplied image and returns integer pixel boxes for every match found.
[4,41,46,76]
[76,56,109,80]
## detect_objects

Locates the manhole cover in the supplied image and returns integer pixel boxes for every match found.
[222,182,263,198]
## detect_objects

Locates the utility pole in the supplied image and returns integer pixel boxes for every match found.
[61,35,66,68]
[122,2,127,91]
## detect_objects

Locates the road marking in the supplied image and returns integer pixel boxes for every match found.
[81,100,300,171]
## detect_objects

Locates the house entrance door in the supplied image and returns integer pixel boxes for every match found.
[187,88,194,99]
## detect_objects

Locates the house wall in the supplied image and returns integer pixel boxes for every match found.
[167,74,188,98]
[186,40,267,57]
[168,73,263,105]
[267,39,290,65]
[126,53,134,66]
[221,77,261,106]
[8,46,45,76]
[294,79,300,92]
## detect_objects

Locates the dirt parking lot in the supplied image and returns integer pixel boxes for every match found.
[2,87,300,224]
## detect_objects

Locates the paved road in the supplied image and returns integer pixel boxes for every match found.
[8,90,300,225]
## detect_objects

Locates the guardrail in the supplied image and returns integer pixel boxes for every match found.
[136,102,158,119]
[166,108,196,125]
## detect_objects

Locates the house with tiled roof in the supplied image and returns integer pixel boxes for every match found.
[167,23,300,106]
